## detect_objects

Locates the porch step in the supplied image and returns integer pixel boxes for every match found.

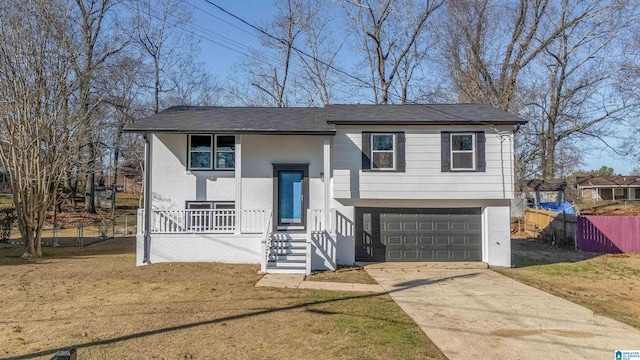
[266,232,308,274]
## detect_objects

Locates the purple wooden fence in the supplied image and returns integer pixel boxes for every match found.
[577,216,640,253]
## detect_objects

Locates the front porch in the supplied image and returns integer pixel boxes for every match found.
[137,208,336,274]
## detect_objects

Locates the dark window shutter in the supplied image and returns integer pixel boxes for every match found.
[441,132,451,172]
[476,131,486,172]
[361,132,371,171]
[396,132,405,172]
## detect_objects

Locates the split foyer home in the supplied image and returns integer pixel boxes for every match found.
[125,104,527,273]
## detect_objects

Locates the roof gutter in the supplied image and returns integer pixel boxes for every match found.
[143,133,152,264]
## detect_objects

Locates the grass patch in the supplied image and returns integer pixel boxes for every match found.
[497,247,640,330]
[306,265,378,284]
[0,238,444,359]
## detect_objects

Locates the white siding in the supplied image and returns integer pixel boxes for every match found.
[151,133,328,213]
[333,126,515,200]
[151,133,235,209]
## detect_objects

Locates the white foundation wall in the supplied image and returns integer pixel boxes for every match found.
[333,125,516,200]
[137,233,262,266]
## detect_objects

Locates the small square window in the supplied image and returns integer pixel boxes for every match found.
[451,133,475,170]
[189,135,213,170]
[215,135,235,170]
[371,133,395,170]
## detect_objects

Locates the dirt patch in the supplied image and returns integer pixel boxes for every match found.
[579,200,640,216]
[0,238,444,360]
[306,266,378,284]
[497,240,640,329]
[510,239,599,266]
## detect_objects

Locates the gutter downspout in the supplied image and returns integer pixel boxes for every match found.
[143,133,152,264]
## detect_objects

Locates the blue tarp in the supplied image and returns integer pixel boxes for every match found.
[538,201,575,214]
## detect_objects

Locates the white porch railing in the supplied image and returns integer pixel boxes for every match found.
[149,209,267,234]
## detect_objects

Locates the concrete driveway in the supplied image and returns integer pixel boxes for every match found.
[364,264,640,360]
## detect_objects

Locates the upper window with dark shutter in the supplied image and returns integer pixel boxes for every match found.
[362,132,405,172]
[441,131,486,172]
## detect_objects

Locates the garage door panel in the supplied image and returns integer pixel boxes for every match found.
[377,209,482,262]
[420,235,434,245]
[435,222,449,231]
[435,236,450,245]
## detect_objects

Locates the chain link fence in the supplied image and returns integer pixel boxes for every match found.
[1,213,137,248]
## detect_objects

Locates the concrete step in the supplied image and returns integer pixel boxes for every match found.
[265,267,306,274]
[271,254,306,261]
[268,259,306,268]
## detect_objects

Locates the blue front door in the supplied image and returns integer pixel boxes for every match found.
[278,171,304,226]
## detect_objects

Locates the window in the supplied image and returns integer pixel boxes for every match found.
[215,135,235,170]
[188,135,213,170]
[361,132,405,172]
[440,131,486,172]
[188,134,235,170]
[614,188,624,196]
[371,133,395,170]
[450,133,475,170]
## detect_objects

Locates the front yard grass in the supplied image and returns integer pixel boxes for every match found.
[496,240,640,330]
[306,265,378,284]
[0,238,445,360]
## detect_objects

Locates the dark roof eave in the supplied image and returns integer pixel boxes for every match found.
[122,128,336,135]
[328,120,526,125]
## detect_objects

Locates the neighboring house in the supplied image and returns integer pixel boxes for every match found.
[125,104,526,273]
[577,176,640,202]
[525,179,566,205]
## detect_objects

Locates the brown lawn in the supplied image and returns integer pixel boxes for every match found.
[496,239,640,329]
[0,238,445,360]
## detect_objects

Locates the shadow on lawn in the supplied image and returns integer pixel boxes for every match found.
[0,237,135,266]
[1,272,479,360]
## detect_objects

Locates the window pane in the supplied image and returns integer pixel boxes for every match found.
[187,203,213,210]
[216,152,235,169]
[373,151,394,169]
[190,151,211,169]
[452,135,473,151]
[216,136,235,151]
[452,153,473,169]
[191,135,211,151]
[372,134,394,151]
[214,203,235,210]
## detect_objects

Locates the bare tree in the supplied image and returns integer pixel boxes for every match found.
[341,0,443,104]
[68,0,128,213]
[523,0,638,178]
[134,0,197,113]
[0,0,83,257]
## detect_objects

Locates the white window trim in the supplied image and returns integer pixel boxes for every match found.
[214,135,235,170]
[450,133,476,171]
[188,134,213,170]
[371,133,396,170]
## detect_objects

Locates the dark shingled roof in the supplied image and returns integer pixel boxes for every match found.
[124,104,527,133]
[526,179,567,192]
[576,176,640,188]
[324,104,527,125]
[124,106,334,134]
